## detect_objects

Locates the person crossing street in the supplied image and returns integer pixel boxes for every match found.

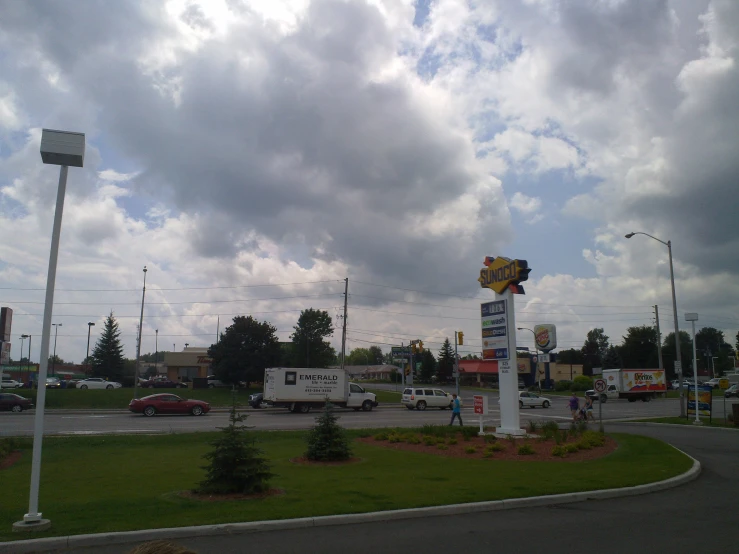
[449,393,463,426]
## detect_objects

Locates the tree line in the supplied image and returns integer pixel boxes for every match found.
[558,326,738,378]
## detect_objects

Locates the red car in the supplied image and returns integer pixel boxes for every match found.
[0,393,34,412]
[128,394,210,417]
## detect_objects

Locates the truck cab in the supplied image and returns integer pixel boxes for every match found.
[347,382,379,411]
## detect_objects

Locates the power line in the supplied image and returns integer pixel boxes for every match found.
[1,293,340,306]
[0,279,341,292]
[9,306,343,318]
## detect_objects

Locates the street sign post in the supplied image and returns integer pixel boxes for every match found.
[594,379,606,433]
[473,395,488,435]
[720,379,729,423]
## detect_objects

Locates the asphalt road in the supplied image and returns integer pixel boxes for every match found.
[2,391,736,436]
[45,423,738,554]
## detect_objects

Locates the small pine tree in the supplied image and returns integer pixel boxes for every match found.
[197,400,273,495]
[91,312,125,380]
[305,402,352,461]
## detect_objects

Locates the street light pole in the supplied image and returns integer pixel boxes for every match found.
[155,329,158,376]
[51,323,62,377]
[86,322,95,373]
[15,128,85,532]
[27,335,31,384]
[626,232,685,417]
[685,313,701,425]
[134,267,147,401]
[19,335,26,385]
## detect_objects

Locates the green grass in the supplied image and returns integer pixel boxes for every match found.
[634,417,737,429]
[9,388,258,409]
[366,389,402,403]
[0,429,691,542]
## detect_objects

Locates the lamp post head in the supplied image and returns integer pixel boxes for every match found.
[21,334,29,339]
[143,266,147,273]
[625,233,635,239]
[40,129,85,167]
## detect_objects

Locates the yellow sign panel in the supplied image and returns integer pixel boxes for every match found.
[719,378,729,390]
[478,256,531,295]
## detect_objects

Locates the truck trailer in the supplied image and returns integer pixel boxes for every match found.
[263,367,378,413]
[602,368,667,402]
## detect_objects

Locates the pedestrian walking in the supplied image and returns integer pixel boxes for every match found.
[583,395,595,422]
[568,392,580,422]
[449,393,463,426]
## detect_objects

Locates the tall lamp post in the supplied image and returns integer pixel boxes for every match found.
[51,323,62,377]
[19,335,26,385]
[625,232,685,417]
[86,322,95,372]
[517,327,540,389]
[21,335,32,385]
[134,267,147,401]
[685,313,701,425]
[14,129,85,532]
[154,329,158,377]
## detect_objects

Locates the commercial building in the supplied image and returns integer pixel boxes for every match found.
[161,346,213,382]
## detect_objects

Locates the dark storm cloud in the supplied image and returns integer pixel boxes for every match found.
[0,0,509,295]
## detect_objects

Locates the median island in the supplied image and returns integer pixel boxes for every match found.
[0,422,693,543]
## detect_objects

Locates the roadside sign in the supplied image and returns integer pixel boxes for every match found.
[473,395,486,415]
[674,361,682,373]
[594,379,607,393]
[719,379,729,390]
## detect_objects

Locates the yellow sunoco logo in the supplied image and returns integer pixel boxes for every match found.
[478,256,531,295]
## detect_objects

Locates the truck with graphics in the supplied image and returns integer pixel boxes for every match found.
[602,369,667,402]
[263,367,378,413]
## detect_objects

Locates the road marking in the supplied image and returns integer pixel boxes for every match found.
[61,415,112,419]
[66,429,163,435]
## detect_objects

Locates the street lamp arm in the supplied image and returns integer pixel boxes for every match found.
[624,231,668,247]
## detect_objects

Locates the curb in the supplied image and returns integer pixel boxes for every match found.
[616,421,739,432]
[1,447,701,554]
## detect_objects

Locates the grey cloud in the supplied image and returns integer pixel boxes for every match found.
[0,0,509,295]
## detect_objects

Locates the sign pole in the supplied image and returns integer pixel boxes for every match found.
[599,395,604,433]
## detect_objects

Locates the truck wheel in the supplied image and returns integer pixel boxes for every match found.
[642,395,651,402]
[628,397,637,402]
[406,406,414,410]
[298,404,311,414]
[519,400,523,408]
[362,400,373,412]
[416,400,427,411]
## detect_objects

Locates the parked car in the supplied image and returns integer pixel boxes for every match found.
[585,389,608,403]
[45,377,62,388]
[1,379,23,389]
[139,377,187,389]
[401,387,453,410]
[128,393,211,417]
[248,392,265,409]
[704,378,721,389]
[724,384,738,398]
[517,391,551,408]
[0,393,34,412]
[77,378,123,390]
[206,375,228,388]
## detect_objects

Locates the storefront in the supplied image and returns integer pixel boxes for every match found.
[162,347,212,382]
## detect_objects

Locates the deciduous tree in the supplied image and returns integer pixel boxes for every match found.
[290,309,335,368]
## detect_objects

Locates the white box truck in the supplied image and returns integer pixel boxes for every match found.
[263,368,378,413]
[602,369,667,402]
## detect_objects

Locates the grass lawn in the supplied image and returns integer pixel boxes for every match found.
[0,429,692,542]
[10,388,258,410]
[634,417,737,429]
[366,389,402,403]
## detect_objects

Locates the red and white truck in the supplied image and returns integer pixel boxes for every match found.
[602,369,667,402]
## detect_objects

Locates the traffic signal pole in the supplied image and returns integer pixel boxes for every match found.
[454,332,460,396]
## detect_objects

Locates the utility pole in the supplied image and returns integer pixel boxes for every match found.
[454,332,460,396]
[654,305,664,371]
[134,266,147,401]
[340,277,348,369]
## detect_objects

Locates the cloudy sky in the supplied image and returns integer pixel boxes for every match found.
[1,0,737,365]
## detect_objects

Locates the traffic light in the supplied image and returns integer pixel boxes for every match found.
[411,344,418,354]
[404,365,410,376]
[418,340,424,352]
[457,331,464,345]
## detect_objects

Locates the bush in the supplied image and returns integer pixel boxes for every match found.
[0,437,29,461]
[582,430,606,447]
[437,444,449,450]
[373,432,389,441]
[423,436,437,446]
[561,430,569,443]
[421,424,450,437]
[489,442,506,452]
[460,426,479,441]
[551,445,567,458]
[565,443,579,454]
[577,421,589,434]
[526,420,539,433]
[483,434,497,444]
[542,420,559,434]
[518,443,535,455]
[406,435,421,445]
[506,434,517,445]
[555,380,572,391]
[575,439,592,450]
[447,438,458,445]
[464,446,478,454]
[388,433,403,444]
[197,405,273,495]
[305,402,352,462]
[572,375,593,391]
